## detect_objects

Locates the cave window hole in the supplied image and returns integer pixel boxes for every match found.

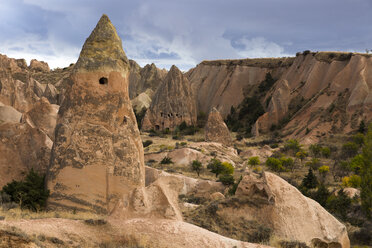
[99,77,108,85]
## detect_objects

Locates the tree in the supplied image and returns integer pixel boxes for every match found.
[358,120,366,134]
[353,133,365,147]
[306,158,321,170]
[360,124,372,217]
[321,147,331,158]
[266,157,285,173]
[280,156,295,172]
[327,189,351,220]
[312,184,330,207]
[301,168,318,189]
[207,159,234,177]
[341,142,359,159]
[133,107,147,129]
[309,144,322,158]
[1,169,49,211]
[296,150,307,166]
[160,156,173,164]
[191,160,203,177]
[318,165,330,184]
[342,175,362,188]
[283,139,301,155]
[248,157,260,167]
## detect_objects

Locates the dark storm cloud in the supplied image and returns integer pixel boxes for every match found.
[0,0,371,70]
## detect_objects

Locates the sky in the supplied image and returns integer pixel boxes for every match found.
[0,0,371,70]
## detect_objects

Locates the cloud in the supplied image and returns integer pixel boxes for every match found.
[232,37,291,58]
[0,0,371,70]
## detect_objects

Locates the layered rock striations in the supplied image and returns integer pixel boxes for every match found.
[142,65,197,130]
[47,14,145,213]
[205,107,233,146]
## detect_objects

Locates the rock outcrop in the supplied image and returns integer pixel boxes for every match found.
[21,97,59,140]
[0,105,22,123]
[142,65,197,130]
[47,14,145,213]
[210,172,349,248]
[128,60,167,99]
[205,107,232,146]
[29,59,50,72]
[0,122,52,188]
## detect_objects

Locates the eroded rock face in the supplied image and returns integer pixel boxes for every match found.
[29,59,50,72]
[0,122,52,188]
[0,105,22,123]
[233,172,350,248]
[128,60,166,99]
[47,14,145,213]
[21,97,59,140]
[142,65,197,130]
[205,107,232,146]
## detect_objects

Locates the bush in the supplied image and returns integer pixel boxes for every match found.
[283,139,301,154]
[280,156,295,171]
[191,160,203,177]
[321,147,331,158]
[305,158,321,170]
[341,142,359,159]
[327,189,351,220]
[218,174,235,186]
[142,140,153,147]
[207,159,234,177]
[248,157,260,167]
[309,144,322,157]
[228,175,243,195]
[160,156,173,164]
[342,175,362,188]
[266,157,285,173]
[311,184,330,207]
[1,169,49,211]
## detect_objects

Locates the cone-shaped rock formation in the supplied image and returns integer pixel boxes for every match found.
[47,14,144,213]
[142,65,197,130]
[205,107,232,146]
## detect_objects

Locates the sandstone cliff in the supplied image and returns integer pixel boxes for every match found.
[142,65,197,130]
[47,14,145,213]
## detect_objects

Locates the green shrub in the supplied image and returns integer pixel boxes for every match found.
[327,189,351,220]
[160,156,173,164]
[191,160,203,177]
[283,139,301,154]
[341,142,359,159]
[1,169,49,211]
[228,175,243,195]
[311,184,330,207]
[321,147,331,158]
[218,174,235,186]
[280,156,295,171]
[207,159,234,177]
[248,156,260,167]
[266,157,285,173]
[309,144,322,157]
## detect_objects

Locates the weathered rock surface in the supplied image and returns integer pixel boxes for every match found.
[21,97,59,140]
[29,59,50,72]
[47,14,145,213]
[145,166,225,198]
[205,107,232,146]
[228,172,350,247]
[0,218,270,248]
[0,105,22,123]
[42,83,58,104]
[142,65,197,130]
[128,60,167,99]
[187,58,293,117]
[131,89,153,112]
[0,122,52,188]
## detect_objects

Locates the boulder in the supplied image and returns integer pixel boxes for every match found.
[29,59,50,72]
[0,105,22,123]
[205,107,232,146]
[142,65,197,131]
[233,172,350,247]
[47,15,145,214]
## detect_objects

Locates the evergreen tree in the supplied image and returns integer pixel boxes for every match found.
[301,168,318,189]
